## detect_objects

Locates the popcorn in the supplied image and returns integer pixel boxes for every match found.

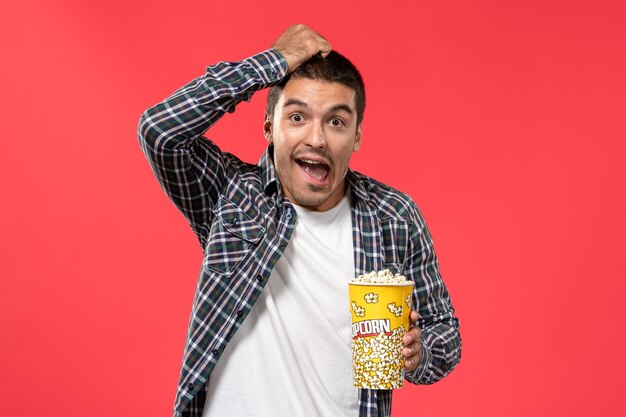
[364,292,379,304]
[349,270,414,389]
[351,269,408,284]
[351,301,366,317]
[387,302,403,317]
[352,327,406,389]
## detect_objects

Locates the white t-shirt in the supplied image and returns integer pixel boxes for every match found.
[203,194,358,417]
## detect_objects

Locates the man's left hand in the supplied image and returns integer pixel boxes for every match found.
[402,310,422,372]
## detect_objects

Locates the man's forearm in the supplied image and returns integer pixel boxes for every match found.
[405,206,462,384]
[138,48,287,154]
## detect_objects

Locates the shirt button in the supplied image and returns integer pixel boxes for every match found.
[285,212,292,220]
[229,218,237,227]
[212,348,219,356]
[280,240,286,248]
[256,274,263,282]
[187,382,194,390]
[237,309,244,318]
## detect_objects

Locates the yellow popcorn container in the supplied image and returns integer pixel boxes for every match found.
[348,281,414,389]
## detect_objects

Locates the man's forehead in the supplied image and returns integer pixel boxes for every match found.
[278,78,357,110]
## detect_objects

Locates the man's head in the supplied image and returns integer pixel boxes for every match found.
[266,51,366,126]
[264,51,366,212]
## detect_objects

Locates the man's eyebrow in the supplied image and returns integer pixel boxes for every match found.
[330,104,354,115]
[282,100,354,115]
[283,99,308,108]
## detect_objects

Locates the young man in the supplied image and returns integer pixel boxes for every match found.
[138,24,461,417]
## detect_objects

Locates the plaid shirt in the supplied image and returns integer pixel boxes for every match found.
[138,49,461,417]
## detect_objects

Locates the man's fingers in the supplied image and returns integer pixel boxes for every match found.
[403,310,422,371]
[404,354,421,371]
[402,339,422,372]
[272,24,332,72]
[319,39,332,58]
[403,325,422,346]
[402,340,421,358]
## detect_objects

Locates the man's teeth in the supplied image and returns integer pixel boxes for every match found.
[301,159,321,164]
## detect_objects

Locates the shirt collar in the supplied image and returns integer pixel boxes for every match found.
[346,169,371,202]
[259,144,279,196]
[258,144,370,202]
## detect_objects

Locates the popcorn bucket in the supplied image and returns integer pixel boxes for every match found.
[348,281,414,389]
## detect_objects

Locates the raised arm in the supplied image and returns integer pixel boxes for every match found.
[137,25,331,230]
[137,50,287,228]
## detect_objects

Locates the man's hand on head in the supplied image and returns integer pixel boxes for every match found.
[402,310,423,372]
[272,24,332,73]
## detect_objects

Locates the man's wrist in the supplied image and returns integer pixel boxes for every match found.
[243,49,288,85]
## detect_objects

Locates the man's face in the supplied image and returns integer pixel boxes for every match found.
[264,78,362,212]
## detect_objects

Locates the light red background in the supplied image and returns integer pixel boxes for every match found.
[2,1,625,416]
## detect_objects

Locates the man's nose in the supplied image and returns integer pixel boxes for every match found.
[305,121,326,148]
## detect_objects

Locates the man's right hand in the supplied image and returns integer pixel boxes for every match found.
[272,24,332,73]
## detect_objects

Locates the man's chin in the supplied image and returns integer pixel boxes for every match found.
[290,195,328,209]
[289,187,347,212]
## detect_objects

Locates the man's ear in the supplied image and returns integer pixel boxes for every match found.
[353,124,362,152]
[263,113,273,143]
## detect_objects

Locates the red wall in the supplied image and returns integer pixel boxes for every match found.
[2,1,625,416]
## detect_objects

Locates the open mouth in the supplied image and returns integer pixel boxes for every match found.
[296,158,330,185]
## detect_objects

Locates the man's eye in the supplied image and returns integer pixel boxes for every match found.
[330,118,344,127]
[290,114,303,122]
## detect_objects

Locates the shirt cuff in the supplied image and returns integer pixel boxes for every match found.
[243,48,288,86]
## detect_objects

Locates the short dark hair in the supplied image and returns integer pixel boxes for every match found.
[266,51,366,125]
